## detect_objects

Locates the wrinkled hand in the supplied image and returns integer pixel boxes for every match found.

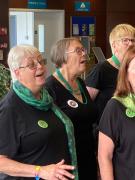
[39,159,75,180]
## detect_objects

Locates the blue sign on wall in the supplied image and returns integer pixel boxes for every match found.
[71,16,95,36]
[28,0,47,9]
[75,2,90,12]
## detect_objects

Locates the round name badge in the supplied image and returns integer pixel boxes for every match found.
[67,100,78,108]
[38,120,48,128]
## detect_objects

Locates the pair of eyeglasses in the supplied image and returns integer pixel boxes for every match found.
[65,47,87,56]
[19,58,47,70]
[118,38,135,45]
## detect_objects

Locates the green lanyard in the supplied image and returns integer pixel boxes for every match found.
[56,68,79,94]
[56,68,87,104]
[112,54,120,67]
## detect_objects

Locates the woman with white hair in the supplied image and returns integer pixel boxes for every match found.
[0,44,78,180]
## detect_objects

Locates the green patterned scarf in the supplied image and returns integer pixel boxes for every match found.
[113,93,135,118]
[13,81,78,180]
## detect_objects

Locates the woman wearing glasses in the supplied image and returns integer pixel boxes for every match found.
[0,44,78,180]
[98,45,135,180]
[85,24,135,125]
[45,37,98,180]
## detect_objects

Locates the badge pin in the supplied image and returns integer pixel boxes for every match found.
[67,100,78,108]
[126,109,135,118]
[38,120,48,128]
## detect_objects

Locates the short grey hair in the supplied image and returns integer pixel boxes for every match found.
[7,44,41,82]
[51,37,81,68]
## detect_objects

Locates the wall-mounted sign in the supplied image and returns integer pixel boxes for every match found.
[75,1,90,12]
[70,16,96,53]
[28,0,47,9]
[71,16,95,36]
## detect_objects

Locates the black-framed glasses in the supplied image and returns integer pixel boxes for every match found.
[19,58,47,70]
[65,47,87,56]
[118,38,135,45]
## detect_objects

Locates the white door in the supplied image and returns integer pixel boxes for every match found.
[34,10,65,76]
[9,9,65,76]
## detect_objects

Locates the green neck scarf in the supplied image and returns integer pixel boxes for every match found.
[113,93,135,118]
[13,81,78,179]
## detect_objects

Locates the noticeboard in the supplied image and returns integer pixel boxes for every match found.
[71,16,95,36]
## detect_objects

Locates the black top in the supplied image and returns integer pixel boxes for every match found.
[45,76,98,180]
[99,99,135,180]
[85,61,118,121]
[0,89,70,180]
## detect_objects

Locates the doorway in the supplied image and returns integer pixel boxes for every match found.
[9,8,65,75]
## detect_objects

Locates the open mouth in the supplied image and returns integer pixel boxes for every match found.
[35,72,44,77]
[80,60,87,64]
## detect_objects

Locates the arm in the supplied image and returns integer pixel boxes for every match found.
[0,155,75,180]
[98,132,114,180]
[86,86,99,100]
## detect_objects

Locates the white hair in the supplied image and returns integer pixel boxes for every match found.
[7,44,41,82]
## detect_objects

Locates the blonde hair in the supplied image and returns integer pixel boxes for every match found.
[109,24,135,52]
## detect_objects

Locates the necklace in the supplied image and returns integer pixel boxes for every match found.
[112,54,120,67]
[56,68,87,104]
